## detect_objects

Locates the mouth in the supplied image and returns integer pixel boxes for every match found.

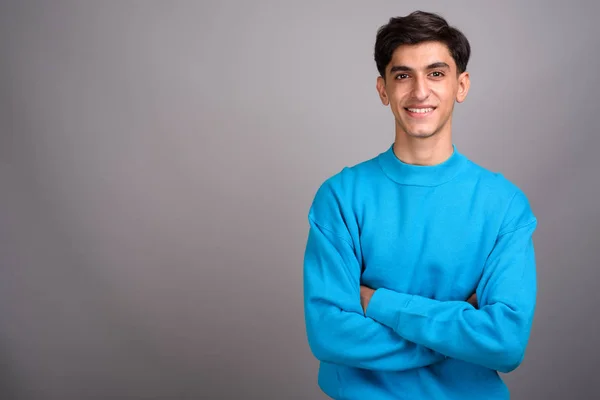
[404,107,436,118]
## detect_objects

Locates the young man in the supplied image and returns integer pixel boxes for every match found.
[303,11,537,400]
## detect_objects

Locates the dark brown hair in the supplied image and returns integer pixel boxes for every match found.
[374,11,471,78]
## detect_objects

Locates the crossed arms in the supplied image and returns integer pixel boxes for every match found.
[303,185,537,374]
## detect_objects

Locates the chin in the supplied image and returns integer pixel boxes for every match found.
[405,128,438,139]
[408,132,437,139]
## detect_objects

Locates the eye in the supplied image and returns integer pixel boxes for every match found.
[430,71,445,78]
[395,73,409,80]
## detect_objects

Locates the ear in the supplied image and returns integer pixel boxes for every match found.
[376,76,389,106]
[456,71,470,103]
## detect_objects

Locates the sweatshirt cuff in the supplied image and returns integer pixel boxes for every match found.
[365,288,414,329]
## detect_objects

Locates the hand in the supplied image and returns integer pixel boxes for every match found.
[360,285,375,314]
[466,292,478,309]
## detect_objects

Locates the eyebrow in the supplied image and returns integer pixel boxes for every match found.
[389,62,451,73]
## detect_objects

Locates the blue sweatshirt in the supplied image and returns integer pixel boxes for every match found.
[303,144,537,399]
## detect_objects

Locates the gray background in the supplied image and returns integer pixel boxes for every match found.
[1,1,599,399]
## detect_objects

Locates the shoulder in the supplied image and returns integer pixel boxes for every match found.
[308,154,379,223]
[463,156,537,233]
[315,153,379,196]
[465,157,517,194]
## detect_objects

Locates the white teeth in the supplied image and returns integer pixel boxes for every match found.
[407,108,433,113]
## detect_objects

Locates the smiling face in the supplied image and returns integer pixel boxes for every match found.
[376,41,470,140]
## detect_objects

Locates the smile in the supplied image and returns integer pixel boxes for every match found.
[404,107,436,117]
[405,107,434,113]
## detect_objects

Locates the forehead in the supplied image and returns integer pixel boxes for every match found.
[388,41,455,70]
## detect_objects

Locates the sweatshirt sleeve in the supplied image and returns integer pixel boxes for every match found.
[365,189,538,373]
[303,182,445,372]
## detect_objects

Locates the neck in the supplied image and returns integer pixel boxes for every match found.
[393,121,454,166]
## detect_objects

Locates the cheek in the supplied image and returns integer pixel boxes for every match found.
[439,85,458,102]
[386,86,405,100]
[388,93,407,109]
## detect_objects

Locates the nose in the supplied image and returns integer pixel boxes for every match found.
[411,75,430,101]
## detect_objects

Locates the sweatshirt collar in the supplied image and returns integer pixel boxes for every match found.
[378,143,468,187]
